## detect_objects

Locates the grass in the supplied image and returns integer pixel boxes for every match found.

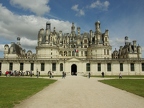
[99,79,144,98]
[0,77,56,108]
[91,75,144,78]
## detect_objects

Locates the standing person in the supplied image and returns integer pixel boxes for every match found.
[0,70,1,76]
[48,71,50,77]
[30,71,32,77]
[62,71,65,79]
[119,72,122,79]
[88,72,91,78]
[49,71,52,78]
[36,71,39,78]
[64,72,66,78]
[101,72,104,77]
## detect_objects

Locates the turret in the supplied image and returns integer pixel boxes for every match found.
[4,44,9,54]
[71,23,75,36]
[125,36,128,45]
[38,28,44,45]
[133,40,137,53]
[89,30,93,44]
[95,21,101,33]
[104,30,109,45]
[17,37,21,46]
[46,21,51,30]
[77,27,80,35]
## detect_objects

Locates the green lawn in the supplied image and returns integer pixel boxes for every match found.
[99,79,144,98]
[0,77,56,108]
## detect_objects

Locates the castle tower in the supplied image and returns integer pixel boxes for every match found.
[125,36,128,45]
[46,21,51,30]
[95,21,101,33]
[17,37,21,46]
[71,23,75,36]
[95,21,101,44]
[77,27,80,35]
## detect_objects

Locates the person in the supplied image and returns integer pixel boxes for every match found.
[0,70,2,76]
[62,71,65,79]
[119,72,122,79]
[101,72,104,77]
[65,72,66,78]
[36,71,39,78]
[88,72,91,78]
[49,71,52,78]
[48,71,50,77]
[30,71,32,77]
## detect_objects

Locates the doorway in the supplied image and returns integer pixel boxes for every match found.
[71,64,77,75]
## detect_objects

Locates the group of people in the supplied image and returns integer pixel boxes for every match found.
[4,70,33,77]
[48,71,53,78]
[62,71,66,78]
[87,71,122,79]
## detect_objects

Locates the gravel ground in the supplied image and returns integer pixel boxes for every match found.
[14,76,144,108]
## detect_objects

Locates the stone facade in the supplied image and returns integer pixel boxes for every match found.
[0,21,144,75]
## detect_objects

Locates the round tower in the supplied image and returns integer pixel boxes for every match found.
[4,44,9,58]
[95,21,101,33]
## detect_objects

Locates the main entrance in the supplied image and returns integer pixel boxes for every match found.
[71,64,77,75]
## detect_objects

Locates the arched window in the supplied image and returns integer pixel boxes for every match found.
[60,63,63,71]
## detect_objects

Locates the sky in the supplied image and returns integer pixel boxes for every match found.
[0,0,144,57]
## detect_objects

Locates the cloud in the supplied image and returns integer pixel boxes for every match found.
[71,4,85,16]
[89,0,110,10]
[10,0,50,16]
[0,3,72,57]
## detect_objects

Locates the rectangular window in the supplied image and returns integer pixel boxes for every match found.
[31,63,34,71]
[86,63,90,71]
[52,63,56,71]
[107,50,109,55]
[20,63,24,71]
[120,63,123,71]
[9,63,13,70]
[85,51,87,56]
[131,63,134,71]
[60,63,63,71]
[81,51,83,56]
[104,49,106,55]
[107,63,111,71]
[98,63,101,71]
[41,63,45,71]
[142,63,144,71]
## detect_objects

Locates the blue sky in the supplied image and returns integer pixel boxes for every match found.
[0,0,144,57]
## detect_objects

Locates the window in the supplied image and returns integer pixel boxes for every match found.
[107,50,109,55]
[86,63,90,71]
[85,51,87,56]
[104,49,106,55]
[52,63,56,71]
[98,63,101,71]
[41,63,45,71]
[31,63,34,71]
[9,63,13,70]
[81,51,83,56]
[107,63,111,71]
[60,63,63,71]
[20,63,24,71]
[120,63,123,71]
[142,63,144,71]
[68,51,71,56]
[72,51,75,56]
[84,39,87,43]
[131,63,134,71]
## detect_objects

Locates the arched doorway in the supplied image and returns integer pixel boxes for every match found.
[71,64,77,75]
